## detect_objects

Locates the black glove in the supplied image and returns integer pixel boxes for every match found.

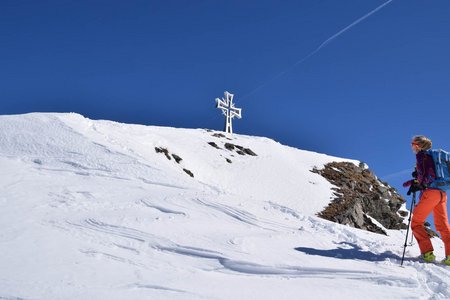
[412,170,418,178]
[407,180,425,195]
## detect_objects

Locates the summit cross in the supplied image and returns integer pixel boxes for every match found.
[215,91,242,134]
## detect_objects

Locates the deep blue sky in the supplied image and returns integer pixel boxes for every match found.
[1,0,450,204]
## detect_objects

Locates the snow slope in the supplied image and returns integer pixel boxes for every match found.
[0,113,449,300]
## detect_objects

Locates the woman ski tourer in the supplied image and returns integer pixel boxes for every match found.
[403,135,450,265]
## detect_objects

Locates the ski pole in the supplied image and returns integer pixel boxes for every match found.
[408,195,417,246]
[401,191,416,266]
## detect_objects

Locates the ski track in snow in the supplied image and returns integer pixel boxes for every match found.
[192,198,292,232]
[79,249,145,268]
[267,201,305,220]
[412,262,450,298]
[12,187,450,298]
[69,218,389,281]
[140,199,187,216]
[65,216,423,290]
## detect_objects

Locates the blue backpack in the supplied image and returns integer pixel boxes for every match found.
[426,149,450,191]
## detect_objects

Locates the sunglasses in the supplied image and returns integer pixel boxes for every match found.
[411,142,420,146]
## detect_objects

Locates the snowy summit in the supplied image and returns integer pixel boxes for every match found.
[0,113,449,299]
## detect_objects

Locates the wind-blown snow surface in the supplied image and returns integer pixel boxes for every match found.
[0,113,449,300]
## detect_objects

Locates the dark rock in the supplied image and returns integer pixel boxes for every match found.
[183,168,194,177]
[155,147,171,160]
[224,143,235,151]
[223,143,257,156]
[208,142,221,149]
[243,148,257,156]
[226,158,232,163]
[398,210,408,217]
[212,133,226,138]
[172,154,182,164]
[33,159,43,165]
[312,162,407,235]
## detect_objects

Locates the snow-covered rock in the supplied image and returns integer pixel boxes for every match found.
[313,161,407,234]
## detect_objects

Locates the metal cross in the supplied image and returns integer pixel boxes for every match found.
[215,91,242,134]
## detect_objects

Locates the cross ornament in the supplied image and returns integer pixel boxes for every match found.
[215,91,242,134]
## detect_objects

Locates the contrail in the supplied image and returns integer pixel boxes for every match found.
[315,0,394,52]
[241,0,394,100]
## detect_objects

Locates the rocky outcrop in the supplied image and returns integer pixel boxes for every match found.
[223,143,257,156]
[207,133,258,163]
[155,147,193,177]
[312,162,407,235]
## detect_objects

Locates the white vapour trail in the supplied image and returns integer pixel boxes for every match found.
[241,0,394,100]
[315,0,394,52]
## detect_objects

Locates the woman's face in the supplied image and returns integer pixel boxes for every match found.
[411,141,421,153]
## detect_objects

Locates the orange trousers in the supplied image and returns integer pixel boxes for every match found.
[411,189,450,256]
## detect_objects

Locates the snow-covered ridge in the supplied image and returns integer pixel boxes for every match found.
[1,113,449,300]
[0,112,354,215]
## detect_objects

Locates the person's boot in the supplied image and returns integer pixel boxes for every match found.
[422,251,436,263]
[442,255,450,266]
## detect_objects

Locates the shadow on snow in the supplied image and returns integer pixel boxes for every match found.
[295,242,406,262]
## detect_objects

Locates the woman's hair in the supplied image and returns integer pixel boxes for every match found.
[412,135,432,151]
